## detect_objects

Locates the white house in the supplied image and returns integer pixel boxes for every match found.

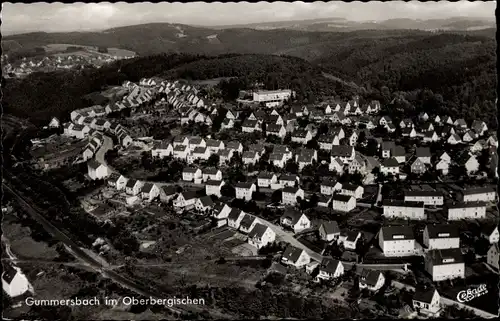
[447,134,462,145]
[338,231,362,250]
[281,245,310,268]
[279,175,299,188]
[331,145,355,164]
[108,174,128,191]
[257,172,278,187]
[239,214,261,234]
[266,124,287,138]
[202,168,223,182]
[125,179,144,196]
[425,249,464,281]
[404,190,444,206]
[340,184,364,199]
[235,182,256,201]
[2,264,33,298]
[481,225,500,244]
[280,208,311,233]
[87,160,110,180]
[330,194,356,213]
[173,145,190,160]
[423,224,460,250]
[329,157,345,174]
[205,180,225,198]
[460,187,496,203]
[382,200,426,220]
[48,117,60,128]
[487,244,499,270]
[459,154,479,174]
[173,191,198,210]
[320,180,342,196]
[195,196,214,212]
[227,208,246,229]
[152,142,174,158]
[413,288,441,316]
[282,187,305,206]
[141,183,160,202]
[182,167,202,182]
[379,226,416,257]
[316,258,344,281]
[242,151,260,165]
[159,185,178,203]
[447,202,487,220]
[318,221,340,242]
[206,139,225,154]
[359,270,385,292]
[248,223,276,249]
[291,129,312,144]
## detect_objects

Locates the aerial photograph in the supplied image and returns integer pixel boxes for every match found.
[1,1,498,320]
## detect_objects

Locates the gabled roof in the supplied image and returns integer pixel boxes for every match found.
[320,221,340,235]
[248,223,269,239]
[320,258,341,274]
[181,191,198,201]
[243,119,259,128]
[206,139,223,147]
[360,269,383,287]
[342,183,361,191]
[282,245,305,263]
[161,185,177,196]
[203,167,220,175]
[331,145,353,157]
[292,129,310,138]
[198,195,214,207]
[183,166,199,173]
[242,151,258,159]
[461,186,496,195]
[381,141,396,150]
[330,194,353,203]
[427,248,464,265]
[240,214,258,229]
[258,172,276,179]
[282,186,300,194]
[193,146,207,154]
[235,182,255,189]
[141,183,156,193]
[280,174,298,182]
[416,147,431,158]
[281,207,304,225]
[228,208,243,220]
[382,157,399,167]
[2,263,18,284]
[425,224,459,239]
[413,288,437,304]
[226,141,242,150]
[87,159,102,170]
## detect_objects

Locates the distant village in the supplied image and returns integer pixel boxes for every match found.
[4,75,499,319]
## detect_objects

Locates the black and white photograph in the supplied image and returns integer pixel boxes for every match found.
[1,1,498,319]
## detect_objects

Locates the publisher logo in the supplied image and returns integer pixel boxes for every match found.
[457,284,488,303]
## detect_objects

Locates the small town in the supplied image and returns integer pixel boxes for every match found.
[4,73,499,319]
[2,2,497,320]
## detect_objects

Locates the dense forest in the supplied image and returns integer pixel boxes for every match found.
[2,30,497,128]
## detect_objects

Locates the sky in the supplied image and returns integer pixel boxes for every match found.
[2,1,496,35]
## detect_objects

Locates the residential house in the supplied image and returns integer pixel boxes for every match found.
[87,160,110,180]
[225,109,239,120]
[296,149,317,170]
[433,115,442,124]
[235,182,256,201]
[416,147,432,164]
[481,225,499,244]
[173,191,198,210]
[404,189,444,206]
[359,270,385,292]
[320,180,342,196]
[318,135,340,151]
[435,158,450,175]
[331,145,355,164]
[212,203,231,226]
[392,146,406,164]
[381,157,400,175]
[382,200,426,220]
[152,141,174,158]
[266,124,286,138]
[329,157,345,174]
[125,179,144,196]
[381,141,396,159]
[487,134,498,147]
[330,194,356,213]
[188,146,210,163]
[239,214,261,234]
[227,209,246,229]
[141,183,160,202]
[279,175,299,188]
[454,118,467,129]
[318,221,340,242]
[379,226,416,257]
[379,115,392,127]
[173,145,189,160]
[220,118,234,130]
[458,153,479,174]
[182,167,202,182]
[291,129,312,144]
[340,184,364,199]
[471,120,488,136]
[2,263,33,298]
[280,208,311,233]
[443,116,454,125]
[402,127,418,138]
[257,172,278,188]
[425,249,464,281]
[487,244,499,270]
[242,151,260,165]
[270,152,287,168]
[460,187,496,203]
[226,141,244,154]
[470,140,486,153]
[462,130,478,143]
[447,202,486,220]
[205,139,225,153]
[400,119,414,129]
[202,168,222,182]
[447,134,462,145]
[348,154,367,175]
[423,224,460,250]
[173,136,189,147]
[242,119,261,133]
[282,187,305,206]
[423,131,439,143]
[317,194,331,208]
[205,180,225,197]
[316,259,344,281]
[411,157,427,174]
[413,288,441,316]
[281,245,310,268]
[188,137,206,152]
[248,223,276,249]
[217,149,234,165]
[108,174,128,191]
[159,185,178,203]
[419,112,429,122]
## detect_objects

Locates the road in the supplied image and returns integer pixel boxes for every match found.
[3,176,228,318]
[95,134,116,172]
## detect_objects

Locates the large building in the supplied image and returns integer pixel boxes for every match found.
[382,200,426,220]
[252,89,292,106]
[379,226,416,257]
[423,224,460,250]
[425,249,465,281]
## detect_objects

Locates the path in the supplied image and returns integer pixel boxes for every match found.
[95,135,116,173]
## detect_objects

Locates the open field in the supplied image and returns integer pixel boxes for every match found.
[107,47,136,58]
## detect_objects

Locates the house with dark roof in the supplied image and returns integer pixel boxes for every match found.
[282,187,305,206]
[159,185,178,203]
[227,208,246,229]
[202,168,222,182]
[291,129,312,144]
[481,224,499,244]
[235,182,256,201]
[248,223,276,249]
[238,214,261,234]
[460,186,496,203]
[423,224,460,250]
[316,258,344,281]
[318,221,340,242]
[281,245,310,268]
[195,196,214,212]
[331,145,355,164]
[280,208,311,233]
[446,201,487,220]
[257,172,278,187]
[182,167,202,182]
[173,191,198,210]
[331,194,356,213]
[340,183,364,199]
[205,180,225,198]
[141,183,160,202]
[412,288,441,316]
[487,243,499,270]
[320,180,342,196]
[404,188,444,206]
[416,147,432,164]
[242,119,261,133]
[425,249,464,281]
[382,200,425,220]
[359,269,385,291]
[338,230,362,250]
[381,157,400,175]
[379,226,416,257]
